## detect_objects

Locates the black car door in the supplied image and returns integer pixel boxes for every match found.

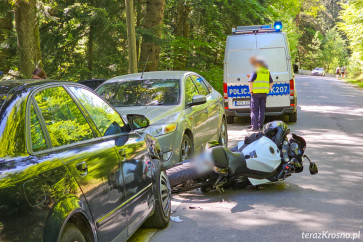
[68,85,152,240]
[119,132,153,237]
[32,85,128,241]
[67,85,154,239]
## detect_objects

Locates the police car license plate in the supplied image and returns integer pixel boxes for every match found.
[234,100,250,106]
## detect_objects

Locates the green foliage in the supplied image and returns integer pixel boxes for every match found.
[159,0,302,93]
[192,66,224,94]
[298,0,350,73]
[339,0,363,80]
[321,26,348,72]
[38,0,129,81]
[304,31,323,69]
[1,0,359,88]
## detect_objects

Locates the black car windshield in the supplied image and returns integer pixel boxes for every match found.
[97,79,180,107]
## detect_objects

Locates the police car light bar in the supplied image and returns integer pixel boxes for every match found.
[274,21,282,32]
[232,22,282,34]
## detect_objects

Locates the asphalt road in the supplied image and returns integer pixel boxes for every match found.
[131,75,363,242]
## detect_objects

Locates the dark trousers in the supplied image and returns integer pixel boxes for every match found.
[250,93,267,129]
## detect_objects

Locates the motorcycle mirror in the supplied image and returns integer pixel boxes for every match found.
[309,162,318,175]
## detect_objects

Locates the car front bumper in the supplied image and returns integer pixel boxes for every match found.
[154,131,183,169]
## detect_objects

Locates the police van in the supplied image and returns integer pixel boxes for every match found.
[223,22,297,124]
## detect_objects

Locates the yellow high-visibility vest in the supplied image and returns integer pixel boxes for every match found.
[252,67,270,94]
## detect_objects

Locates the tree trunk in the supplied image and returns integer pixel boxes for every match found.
[14,0,42,78]
[0,11,13,73]
[87,23,94,79]
[173,0,190,70]
[139,0,166,71]
[125,0,138,73]
[135,0,142,62]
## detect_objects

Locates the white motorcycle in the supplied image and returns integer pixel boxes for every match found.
[167,121,318,193]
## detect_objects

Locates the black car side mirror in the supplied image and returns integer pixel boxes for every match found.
[126,114,150,130]
[190,95,207,106]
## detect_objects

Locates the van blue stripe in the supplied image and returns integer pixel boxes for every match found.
[227,83,290,98]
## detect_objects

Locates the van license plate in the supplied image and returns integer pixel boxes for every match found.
[235,101,250,106]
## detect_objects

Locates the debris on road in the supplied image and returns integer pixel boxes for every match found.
[188,204,203,210]
[170,216,183,223]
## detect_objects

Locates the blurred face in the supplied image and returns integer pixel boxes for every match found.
[250,56,257,67]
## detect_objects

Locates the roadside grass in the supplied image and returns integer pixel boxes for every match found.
[345,78,363,89]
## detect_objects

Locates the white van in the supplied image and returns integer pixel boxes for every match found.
[223,23,297,124]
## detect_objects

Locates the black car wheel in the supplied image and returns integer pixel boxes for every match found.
[144,162,171,228]
[180,134,193,162]
[289,112,297,122]
[60,223,86,242]
[218,119,228,147]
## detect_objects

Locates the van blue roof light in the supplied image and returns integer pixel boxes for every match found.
[274,21,282,31]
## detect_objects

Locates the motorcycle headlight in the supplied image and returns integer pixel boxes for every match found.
[145,123,178,137]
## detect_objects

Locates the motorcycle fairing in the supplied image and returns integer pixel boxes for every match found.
[242,137,281,173]
[248,178,272,186]
[212,146,278,179]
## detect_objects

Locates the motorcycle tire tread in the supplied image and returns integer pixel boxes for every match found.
[166,162,199,187]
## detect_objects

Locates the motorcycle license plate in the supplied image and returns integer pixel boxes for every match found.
[234,100,250,106]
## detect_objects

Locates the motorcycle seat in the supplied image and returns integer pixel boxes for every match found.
[212,147,246,175]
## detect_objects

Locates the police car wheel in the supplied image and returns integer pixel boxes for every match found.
[227,116,234,124]
[289,112,297,122]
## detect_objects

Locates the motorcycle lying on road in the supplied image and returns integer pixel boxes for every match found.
[167,121,318,194]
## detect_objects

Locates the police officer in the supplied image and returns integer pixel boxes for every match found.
[248,57,273,131]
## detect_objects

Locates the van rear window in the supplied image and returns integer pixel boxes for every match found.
[258,48,288,73]
[227,48,288,75]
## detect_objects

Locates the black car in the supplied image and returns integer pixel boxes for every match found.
[0,80,171,242]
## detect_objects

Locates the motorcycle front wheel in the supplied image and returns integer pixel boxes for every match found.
[167,162,200,187]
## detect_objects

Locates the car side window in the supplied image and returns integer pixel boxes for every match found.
[34,86,94,147]
[191,75,210,96]
[201,77,213,92]
[68,86,128,137]
[30,103,47,152]
[185,76,200,104]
